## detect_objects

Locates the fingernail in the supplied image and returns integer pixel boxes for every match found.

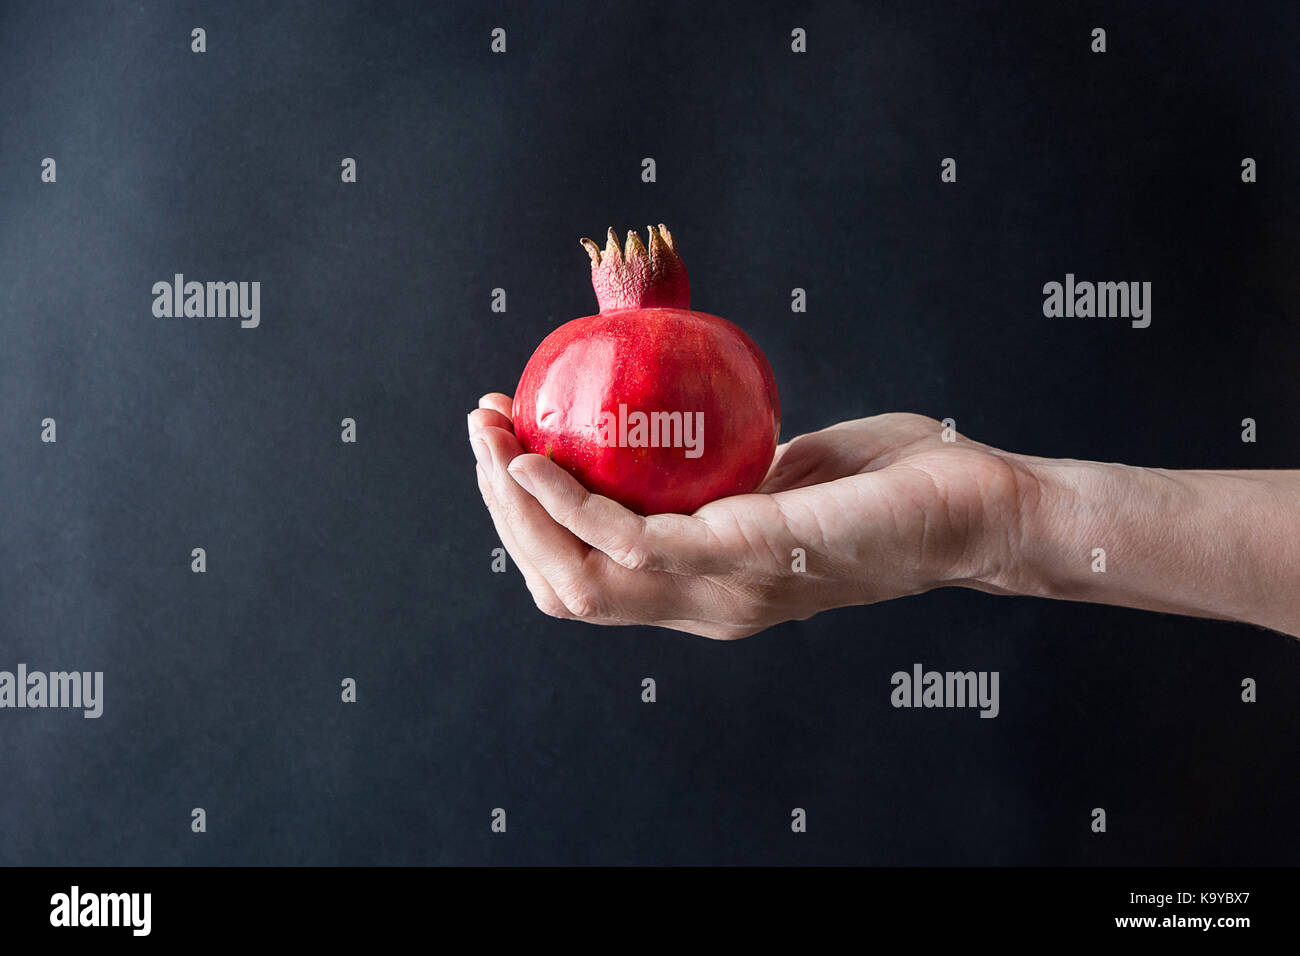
[472,436,492,469]
[507,459,536,496]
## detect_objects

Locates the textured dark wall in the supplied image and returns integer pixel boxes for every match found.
[1,0,1298,865]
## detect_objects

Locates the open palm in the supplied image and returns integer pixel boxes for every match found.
[470,394,1026,639]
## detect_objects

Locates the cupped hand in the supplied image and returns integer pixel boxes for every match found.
[469,393,1031,639]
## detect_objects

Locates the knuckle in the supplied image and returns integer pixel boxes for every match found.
[527,584,570,619]
[609,544,651,572]
[559,489,598,535]
[536,595,571,619]
[556,580,604,620]
[553,486,591,526]
[606,516,656,571]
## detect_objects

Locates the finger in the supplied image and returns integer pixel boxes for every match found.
[474,461,573,620]
[475,426,613,618]
[505,453,722,575]
[478,392,514,419]
[468,407,512,437]
[758,428,869,491]
[477,430,714,622]
[761,439,793,485]
[474,426,586,570]
[471,425,570,617]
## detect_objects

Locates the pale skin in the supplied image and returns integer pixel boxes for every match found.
[469,393,1300,640]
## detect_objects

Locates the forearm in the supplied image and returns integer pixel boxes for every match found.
[984,455,1300,637]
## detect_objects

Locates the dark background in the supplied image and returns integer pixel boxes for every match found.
[1,0,1298,865]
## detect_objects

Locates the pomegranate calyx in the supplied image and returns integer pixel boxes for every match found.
[579,223,691,312]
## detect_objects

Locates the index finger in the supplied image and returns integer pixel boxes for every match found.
[478,393,514,420]
[505,453,724,575]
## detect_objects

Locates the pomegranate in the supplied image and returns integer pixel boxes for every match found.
[513,224,780,516]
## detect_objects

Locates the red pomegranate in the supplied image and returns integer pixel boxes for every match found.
[513,224,780,516]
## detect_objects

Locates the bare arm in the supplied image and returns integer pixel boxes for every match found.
[470,396,1300,640]
[987,457,1300,637]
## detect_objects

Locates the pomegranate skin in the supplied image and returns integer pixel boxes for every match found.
[513,307,780,516]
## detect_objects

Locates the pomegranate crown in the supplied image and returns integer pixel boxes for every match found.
[579,223,691,312]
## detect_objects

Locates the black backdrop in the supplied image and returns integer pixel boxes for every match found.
[1,0,1298,866]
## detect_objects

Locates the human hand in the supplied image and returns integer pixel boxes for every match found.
[468,394,1031,639]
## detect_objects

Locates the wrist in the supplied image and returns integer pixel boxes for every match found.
[930,447,1056,595]
[992,454,1116,599]
[977,453,1300,636]
[969,451,1129,601]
